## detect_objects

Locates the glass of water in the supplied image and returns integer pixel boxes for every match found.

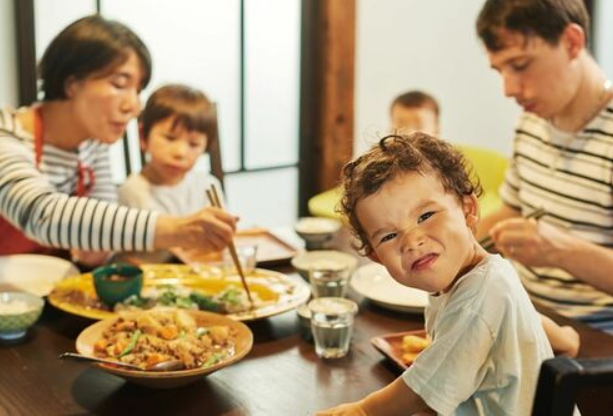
[308,268,350,298]
[222,244,258,276]
[308,297,358,359]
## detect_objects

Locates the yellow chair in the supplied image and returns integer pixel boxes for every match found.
[457,144,508,218]
[307,144,508,220]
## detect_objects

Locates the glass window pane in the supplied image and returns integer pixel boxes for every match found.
[225,168,298,227]
[244,0,300,169]
[34,0,96,62]
[0,1,18,105]
[102,0,242,172]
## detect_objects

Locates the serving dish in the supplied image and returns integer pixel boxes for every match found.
[370,329,430,370]
[75,309,253,388]
[48,264,310,321]
[174,228,299,267]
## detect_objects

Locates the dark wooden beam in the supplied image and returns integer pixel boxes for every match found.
[14,0,37,106]
[299,0,356,216]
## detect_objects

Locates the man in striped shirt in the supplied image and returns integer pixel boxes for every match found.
[475,0,613,332]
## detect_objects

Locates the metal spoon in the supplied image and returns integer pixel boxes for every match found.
[59,352,185,371]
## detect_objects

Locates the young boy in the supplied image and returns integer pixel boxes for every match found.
[389,90,439,136]
[318,132,561,415]
[118,84,223,262]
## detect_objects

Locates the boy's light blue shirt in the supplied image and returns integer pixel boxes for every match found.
[402,254,553,416]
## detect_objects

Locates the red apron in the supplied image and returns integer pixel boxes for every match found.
[0,107,95,255]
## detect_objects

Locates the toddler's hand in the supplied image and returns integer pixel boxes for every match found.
[556,325,580,358]
[315,402,369,416]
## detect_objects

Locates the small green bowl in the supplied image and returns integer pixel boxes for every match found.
[92,263,143,306]
[0,292,45,341]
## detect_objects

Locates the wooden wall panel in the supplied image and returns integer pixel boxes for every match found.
[299,0,356,214]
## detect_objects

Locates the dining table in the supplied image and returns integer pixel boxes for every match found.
[2,231,613,416]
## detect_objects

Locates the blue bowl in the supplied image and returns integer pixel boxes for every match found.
[0,292,45,341]
[92,263,143,306]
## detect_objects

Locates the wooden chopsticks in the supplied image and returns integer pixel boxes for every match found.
[479,207,547,252]
[206,185,254,308]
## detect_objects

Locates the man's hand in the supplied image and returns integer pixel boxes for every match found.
[489,217,571,267]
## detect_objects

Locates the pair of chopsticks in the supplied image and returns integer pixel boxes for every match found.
[479,207,547,252]
[206,185,254,308]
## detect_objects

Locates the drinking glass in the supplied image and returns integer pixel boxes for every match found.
[308,297,358,359]
[309,268,350,298]
[222,245,258,276]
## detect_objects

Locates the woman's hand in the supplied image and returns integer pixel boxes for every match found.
[155,207,238,252]
[70,249,112,268]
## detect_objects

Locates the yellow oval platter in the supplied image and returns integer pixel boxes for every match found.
[48,264,310,321]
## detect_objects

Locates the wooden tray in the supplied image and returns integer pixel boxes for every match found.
[370,329,429,370]
[174,228,299,267]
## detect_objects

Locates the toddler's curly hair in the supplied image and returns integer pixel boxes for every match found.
[339,132,482,255]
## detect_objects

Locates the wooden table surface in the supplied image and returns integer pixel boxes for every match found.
[2,256,613,415]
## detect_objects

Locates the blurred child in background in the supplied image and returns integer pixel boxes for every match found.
[119,84,224,262]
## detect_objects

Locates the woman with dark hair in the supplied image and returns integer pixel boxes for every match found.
[0,15,236,266]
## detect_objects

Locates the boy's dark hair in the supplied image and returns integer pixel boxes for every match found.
[39,15,151,101]
[477,0,590,51]
[340,133,482,255]
[140,84,216,152]
[390,90,439,118]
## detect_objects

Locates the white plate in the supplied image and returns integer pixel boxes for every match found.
[350,263,428,313]
[0,254,79,296]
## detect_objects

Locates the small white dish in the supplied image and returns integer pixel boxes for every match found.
[0,254,79,297]
[294,217,342,250]
[350,263,428,313]
[291,250,358,281]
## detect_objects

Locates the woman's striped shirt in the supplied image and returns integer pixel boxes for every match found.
[500,101,613,331]
[0,107,158,252]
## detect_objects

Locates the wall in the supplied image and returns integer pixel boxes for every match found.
[0,0,17,106]
[355,0,520,156]
[595,0,613,79]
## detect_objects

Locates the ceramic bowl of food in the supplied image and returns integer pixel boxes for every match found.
[291,250,358,282]
[75,309,253,388]
[92,263,143,306]
[0,292,45,341]
[294,217,342,250]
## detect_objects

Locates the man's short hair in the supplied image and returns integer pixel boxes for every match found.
[390,90,440,118]
[477,0,590,51]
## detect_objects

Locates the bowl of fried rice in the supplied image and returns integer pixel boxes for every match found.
[74,309,253,388]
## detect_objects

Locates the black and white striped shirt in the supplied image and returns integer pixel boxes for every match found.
[500,101,613,330]
[0,107,158,252]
